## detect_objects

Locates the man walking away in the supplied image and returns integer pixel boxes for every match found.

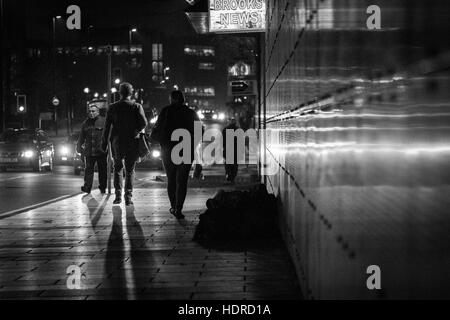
[222,117,239,183]
[102,82,147,206]
[77,105,107,194]
[151,90,200,219]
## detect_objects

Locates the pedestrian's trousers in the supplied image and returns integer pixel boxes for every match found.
[84,154,107,191]
[162,151,192,212]
[225,163,238,181]
[113,154,138,198]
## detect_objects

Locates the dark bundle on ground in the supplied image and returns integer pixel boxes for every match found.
[193,184,279,246]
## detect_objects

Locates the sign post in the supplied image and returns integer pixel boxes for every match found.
[52,96,59,136]
[106,45,112,195]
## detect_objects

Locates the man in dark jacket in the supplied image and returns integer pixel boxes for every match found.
[151,90,200,219]
[101,82,147,206]
[222,117,239,183]
[77,105,107,194]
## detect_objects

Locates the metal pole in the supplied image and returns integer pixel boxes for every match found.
[52,17,58,136]
[0,0,5,132]
[257,32,267,184]
[106,45,112,194]
[128,30,131,53]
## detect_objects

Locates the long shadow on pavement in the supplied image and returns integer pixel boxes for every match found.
[103,206,128,299]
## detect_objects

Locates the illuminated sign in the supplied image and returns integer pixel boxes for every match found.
[228,61,253,77]
[209,0,266,33]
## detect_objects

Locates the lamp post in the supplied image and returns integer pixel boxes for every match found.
[83,88,90,114]
[1,0,6,132]
[87,25,94,46]
[52,15,61,136]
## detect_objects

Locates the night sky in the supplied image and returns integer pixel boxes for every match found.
[7,0,198,47]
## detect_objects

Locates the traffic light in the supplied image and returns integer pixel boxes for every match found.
[113,68,122,84]
[17,95,27,114]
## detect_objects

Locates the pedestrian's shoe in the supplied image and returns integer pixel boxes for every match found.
[125,198,134,206]
[81,186,91,194]
[113,195,122,205]
[175,210,185,220]
[170,208,184,219]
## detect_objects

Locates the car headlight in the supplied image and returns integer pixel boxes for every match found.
[218,113,225,120]
[197,111,205,120]
[152,150,161,158]
[60,146,69,155]
[24,150,34,158]
[212,114,218,120]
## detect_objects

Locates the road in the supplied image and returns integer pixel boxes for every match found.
[0,166,164,215]
[0,121,249,216]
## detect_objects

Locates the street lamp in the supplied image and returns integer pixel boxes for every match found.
[83,87,90,94]
[87,25,94,46]
[94,93,99,98]
[114,78,121,85]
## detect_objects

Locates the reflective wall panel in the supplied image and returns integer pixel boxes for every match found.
[263,0,450,299]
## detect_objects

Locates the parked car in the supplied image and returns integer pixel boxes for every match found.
[54,132,79,165]
[0,128,54,172]
[196,108,226,122]
[137,142,163,169]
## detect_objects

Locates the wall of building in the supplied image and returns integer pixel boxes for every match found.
[262,0,450,299]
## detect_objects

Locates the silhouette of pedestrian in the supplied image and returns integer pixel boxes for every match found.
[222,117,239,183]
[151,90,201,219]
[77,105,107,194]
[102,82,147,206]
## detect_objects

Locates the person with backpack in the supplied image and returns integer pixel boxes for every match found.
[101,82,147,206]
[151,90,201,219]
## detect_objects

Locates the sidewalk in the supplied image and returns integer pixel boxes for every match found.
[0,185,302,300]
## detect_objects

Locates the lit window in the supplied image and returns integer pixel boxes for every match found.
[199,62,215,70]
[184,45,215,57]
[184,86,215,97]
[152,43,164,82]
[152,43,163,60]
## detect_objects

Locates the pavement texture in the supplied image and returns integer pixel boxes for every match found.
[0,184,302,300]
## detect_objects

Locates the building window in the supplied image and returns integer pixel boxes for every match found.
[199,62,215,70]
[184,45,215,57]
[152,61,163,75]
[152,43,163,60]
[152,43,164,83]
[52,45,143,56]
[184,86,215,97]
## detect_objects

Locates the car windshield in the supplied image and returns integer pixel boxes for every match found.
[0,131,34,143]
